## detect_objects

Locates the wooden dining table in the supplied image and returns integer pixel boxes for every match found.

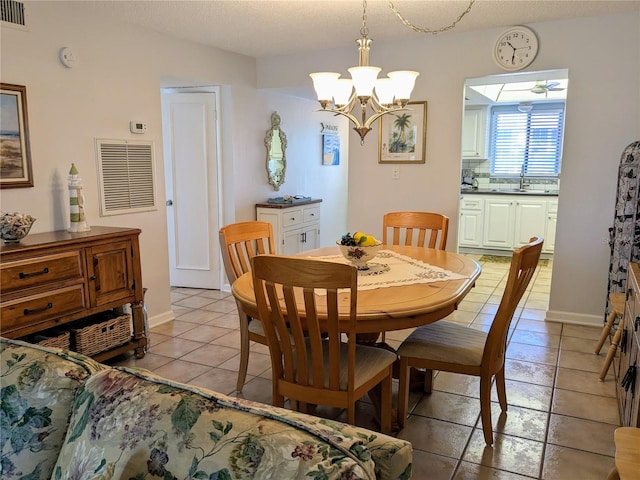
[231,244,482,341]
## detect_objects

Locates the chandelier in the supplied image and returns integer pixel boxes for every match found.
[310,0,476,143]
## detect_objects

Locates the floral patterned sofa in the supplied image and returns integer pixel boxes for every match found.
[0,337,412,479]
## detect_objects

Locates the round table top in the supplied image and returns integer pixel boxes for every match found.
[232,245,481,334]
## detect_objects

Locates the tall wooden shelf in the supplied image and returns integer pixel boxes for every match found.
[0,226,147,360]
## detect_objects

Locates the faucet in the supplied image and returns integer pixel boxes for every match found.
[519,165,527,190]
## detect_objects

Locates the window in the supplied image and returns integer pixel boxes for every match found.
[489,102,565,177]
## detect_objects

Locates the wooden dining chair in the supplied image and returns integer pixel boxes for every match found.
[252,254,397,434]
[396,236,543,445]
[383,211,450,249]
[219,221,276,392]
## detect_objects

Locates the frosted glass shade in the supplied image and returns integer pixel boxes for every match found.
[333,79,354,106]
[348,66,381,97]
[374,78,395,105]
[310,72,340,101]
[388,71,419,100]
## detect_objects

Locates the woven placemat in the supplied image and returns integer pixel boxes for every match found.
[479,254,549,267]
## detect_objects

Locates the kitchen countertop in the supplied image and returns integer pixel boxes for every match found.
[461,188,559,196]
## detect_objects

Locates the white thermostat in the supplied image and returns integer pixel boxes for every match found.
[129,121,148,134]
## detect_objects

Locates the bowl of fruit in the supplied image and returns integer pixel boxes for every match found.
[337,232,382,270]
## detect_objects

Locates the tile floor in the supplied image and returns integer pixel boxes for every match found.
[112,256,620,479]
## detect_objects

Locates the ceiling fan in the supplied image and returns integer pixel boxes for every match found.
[529,81,565,94]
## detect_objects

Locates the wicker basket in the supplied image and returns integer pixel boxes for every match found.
[32,330,71,349]
[71,312,132,356]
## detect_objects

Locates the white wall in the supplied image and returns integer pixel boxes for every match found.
[259,12,640,326]
[0,2,348,327]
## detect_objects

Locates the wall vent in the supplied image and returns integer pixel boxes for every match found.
[1,0,27,30]
[96,139,157,216]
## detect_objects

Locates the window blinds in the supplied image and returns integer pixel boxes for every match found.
[489,103,565,177]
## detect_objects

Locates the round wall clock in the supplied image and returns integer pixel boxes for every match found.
[493,26,538,71]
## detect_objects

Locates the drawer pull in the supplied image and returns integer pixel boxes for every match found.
[24,302,53,315]
[19,267,49,279]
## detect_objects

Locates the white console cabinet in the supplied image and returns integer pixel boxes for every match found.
[256,199,322,255]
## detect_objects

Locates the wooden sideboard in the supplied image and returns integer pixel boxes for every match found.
[617,262,640,427]
[0,226,147,361]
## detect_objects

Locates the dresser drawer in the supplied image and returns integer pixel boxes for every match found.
[282,208,303,227]
[1,251,83,293]
[0,284,86,331]
[303,206,321,223]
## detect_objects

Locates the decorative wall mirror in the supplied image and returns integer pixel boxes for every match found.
[265,112,287,190]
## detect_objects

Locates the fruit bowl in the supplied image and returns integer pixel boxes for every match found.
[336,240,382,270]
[1,212,36,243]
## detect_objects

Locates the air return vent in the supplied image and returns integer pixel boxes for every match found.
[96,139,157,216]
[1,0,27,29]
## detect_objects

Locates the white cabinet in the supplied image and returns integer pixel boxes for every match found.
[514,199,547,248]
[256,200,322,255]
[483,198,515,249]
[462,107,487,158]
[459,194,557,253]
[459,197,484,247]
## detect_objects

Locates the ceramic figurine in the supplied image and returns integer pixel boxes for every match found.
[68,163,90,232]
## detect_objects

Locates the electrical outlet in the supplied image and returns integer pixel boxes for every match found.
[392,167,400,179]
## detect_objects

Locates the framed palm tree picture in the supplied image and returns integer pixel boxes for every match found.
[378,101,427,164]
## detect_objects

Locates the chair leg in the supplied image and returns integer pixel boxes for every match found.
[397,357,411,428]
[236,313,251,392]
[379,369,392,435]
[495,367,508,412]
[599,326,623,381]
[595,310,618,355]
[424,369,433,393]
[607,466,620,480]
[479,375,494,445]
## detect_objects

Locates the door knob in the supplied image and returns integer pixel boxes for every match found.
[166,200,173,206]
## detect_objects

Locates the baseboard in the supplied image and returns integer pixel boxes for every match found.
[149,310,175,329]
[545,309,603,327]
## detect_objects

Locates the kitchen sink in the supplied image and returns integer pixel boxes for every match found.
[491,188,551,194]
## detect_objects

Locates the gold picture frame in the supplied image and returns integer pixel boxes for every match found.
[378,101,427,164]
[0,83,33,188]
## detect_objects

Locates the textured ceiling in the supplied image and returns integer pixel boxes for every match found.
[69,0,640,59]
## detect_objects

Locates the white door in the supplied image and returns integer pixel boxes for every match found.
[161,90,221,289]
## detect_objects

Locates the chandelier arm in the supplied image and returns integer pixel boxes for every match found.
[386,0,475,35]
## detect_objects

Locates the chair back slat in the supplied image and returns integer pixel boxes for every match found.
[252,255,357,394]
[383,211,449,250]
[484,236,544,369]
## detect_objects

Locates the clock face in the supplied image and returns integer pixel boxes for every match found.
[493,27,538,71]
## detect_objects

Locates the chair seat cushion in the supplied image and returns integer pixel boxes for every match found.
[397,321,487,366]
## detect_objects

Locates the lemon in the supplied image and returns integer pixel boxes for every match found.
[353,231,365,243]
[361,235,378,246]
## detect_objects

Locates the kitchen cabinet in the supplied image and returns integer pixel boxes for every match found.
[483,198,515,249]
[459,194,557,253]
[0,226,147,361]
[617,262,640,427]
[256,199,322,255]
[459,197,484,247]
[462,107,487,158]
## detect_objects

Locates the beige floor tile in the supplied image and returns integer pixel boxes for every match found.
[171,287,206,296]
[178,324,236,342]
[453,461,533,479]
[489,403,549,442]
[180,342,240,367]
[201,299,238,314]
[176,308,226,325]
[510,330,561,349]
[433,372,480,398]
[148,331,172,346]
[561,324,602,341]
[398,416,473,458]
[218,351,272,377]
[197,289,231,300]
[411,390,481,427]
[462,430,544,478]
[151,319,199,337]
[411,450,458,479]
[173,295,217,309]
[492,379,552,412]
[170,291,189,303]
[515,318,562,335]
[551,389,619,425]
[555,367,616,397]
[233,376,274,405]
[112,351,173,371]
[524,298,549,310]
[210,330,242,348]
[189,367,243,395]
[465,292,492,303]
[152,359,213,383]
[506,342,559,366]
[458,300,485,313]
[560,335,601,354]
[558,349,605,373]
[541,444,615,480]
[504,359,556,387]
[171,305,193,317]
[445,310,479,324]
[207,313,243,330]
[546,414,617,456]
[149,337,204,358]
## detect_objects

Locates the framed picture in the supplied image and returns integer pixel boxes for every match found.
[322,133,340,165]
[378,101,427,164]
[1,83,33,188]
